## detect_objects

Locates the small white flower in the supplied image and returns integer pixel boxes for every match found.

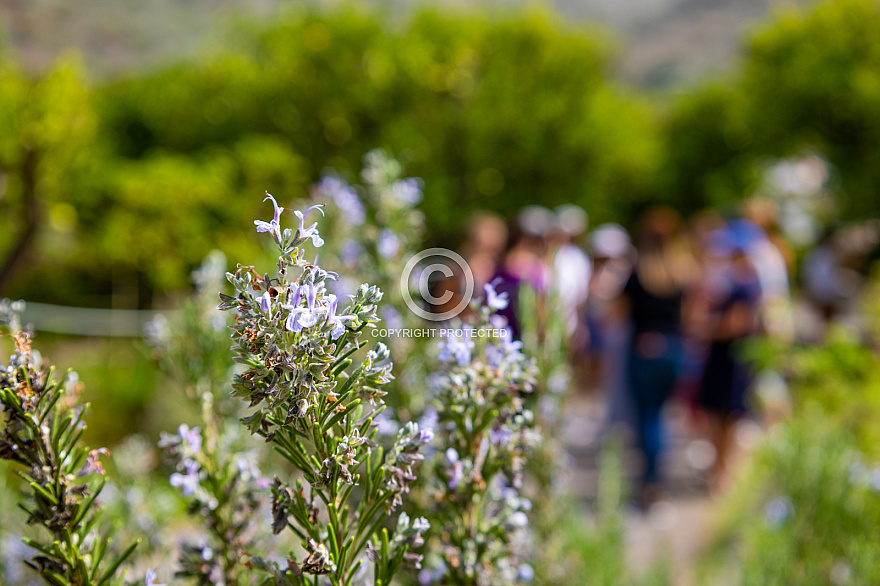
[145,569,166,586]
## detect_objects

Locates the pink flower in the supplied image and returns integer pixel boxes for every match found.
[78,447,110,477]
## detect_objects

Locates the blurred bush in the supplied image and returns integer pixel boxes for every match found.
[0,54,98,302]
[702,415,880,585]
[3,0,880,306]
[97,4,661,238]
[747,325,880,462]
[705,270,880,584]
[533,443,671,586]
[661,0,880,218]
[3,3,662,304]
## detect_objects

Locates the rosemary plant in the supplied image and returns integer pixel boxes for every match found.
[310,149,428,421]
[0,300,138,586]
[421,292,540,586]
[218,195,431,585]
[151,252,270,586]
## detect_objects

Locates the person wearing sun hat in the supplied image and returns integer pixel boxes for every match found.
[696,218,763,489]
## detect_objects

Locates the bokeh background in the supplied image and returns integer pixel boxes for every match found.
[2,0,880,584]
[5,0,880,310]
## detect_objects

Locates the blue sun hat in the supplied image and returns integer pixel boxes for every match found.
[726,218,766,254]
[706,218,766,258]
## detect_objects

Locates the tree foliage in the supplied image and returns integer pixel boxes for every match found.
[3,0,880,304]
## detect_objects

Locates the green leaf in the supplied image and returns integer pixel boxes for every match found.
[20,537,55,557]
[29,481,58,505]
[95,539,139,586]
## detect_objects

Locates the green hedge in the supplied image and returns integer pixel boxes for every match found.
[2,0,880,304]
[98,4,661,233]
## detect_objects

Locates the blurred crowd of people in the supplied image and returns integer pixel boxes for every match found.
[436,198,877,504]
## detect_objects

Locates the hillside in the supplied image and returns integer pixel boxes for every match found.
[0,0,812,85]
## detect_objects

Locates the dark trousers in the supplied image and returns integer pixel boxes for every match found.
[626,333,683,486]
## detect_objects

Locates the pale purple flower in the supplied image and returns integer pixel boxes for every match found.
[170,459,201,496]
[145,569,166,586]
[282,284,304,331]
[504,332,523,352]
[419,406,438,431]
[438,328,474,366]
[284,283,323,331]
[78,447,109,477]
[509,511,529,527]
[417,427,435,444]
[484,279,509,310]
[486,331,523,367]
[259,291,271,314]
[340,239,363,267]
[764,496,792,526]
[382,305,404,331]
[294,204,325,247]
[316,176,365,225]
[178,424,202,455]
[412,516,430,533]
[448,461,464,489]
[518,564,535,581]
[377,228,400,259]
[324,273,348,294]
[418,565,447,585]
[489,313,509,329]
[489,428,513,446]
[326,294,355,340]
[500,486,519,502]
[144,314,171,347]
[485,345,502,367]
[235,453,262,481]
[391,178,423,206]
[374,409,399,436]
[254,193,284,239]
[298,283,323,329]
[445,448,459,464]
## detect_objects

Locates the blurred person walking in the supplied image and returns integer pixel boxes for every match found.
[694,220,762,489]
[549,205,592,343]
[619,208,695,502]
[487,206,554,339]
[462,212,509,290]
[506,205,554,292]
[431,212,508,322]
[588,224,636,431]
[742,199,794,341]
[802,229,861,334]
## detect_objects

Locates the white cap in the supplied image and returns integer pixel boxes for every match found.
[555,204,589,236]
[591,223,631,258]
[518,205,556,237]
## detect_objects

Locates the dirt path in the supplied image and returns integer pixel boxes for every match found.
[560,391,725,585]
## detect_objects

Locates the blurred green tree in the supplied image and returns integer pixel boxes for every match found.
[0,4,660,304]
[5,0,880,305]
[0,54,95,293]
[97,4,660,246]
[742,0,880,219]
[661,0,880,219]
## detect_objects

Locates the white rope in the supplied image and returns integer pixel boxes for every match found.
[19,301,179,338]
